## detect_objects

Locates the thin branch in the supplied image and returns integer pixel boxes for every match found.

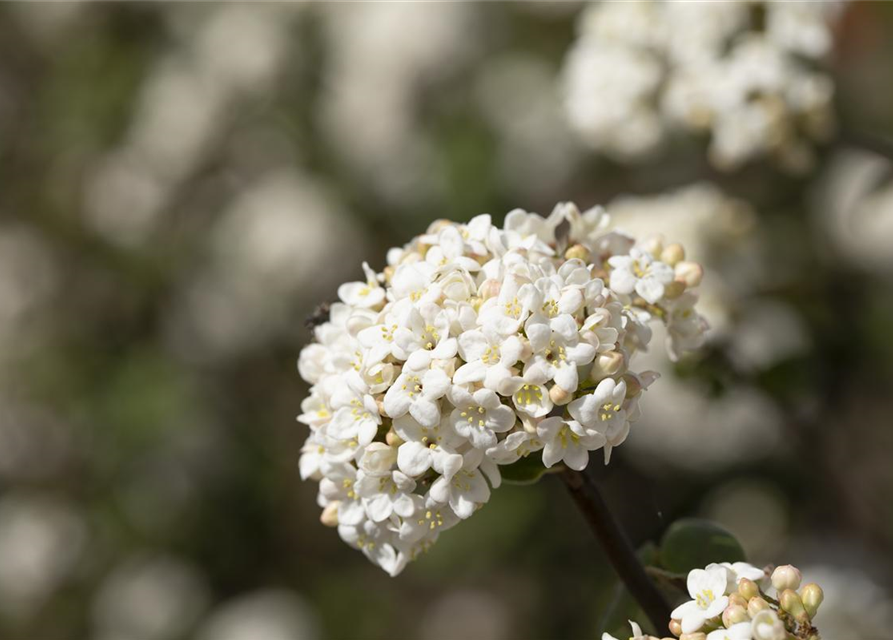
[559,467,672,633]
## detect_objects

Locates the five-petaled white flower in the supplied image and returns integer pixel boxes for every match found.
[384,368,451,428]
[671,566,731,633]
[608,247,675,304]
[447,386,517,449]
[537,417,606,471]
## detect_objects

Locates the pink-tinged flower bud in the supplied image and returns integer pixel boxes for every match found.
[738,578,760,601]
[590,351,624,380]
[780,589,809,622]
[800,583,824,618]
[549,384,572,406]
[668,619,683,636]
[674,261,703,288]
[723,604,748,627]
[385,430,404,447]
[771,564,802,592]
[678,634,706,640]
[320,502,340,527]
[747,596,770,617]
[479,278,501,300]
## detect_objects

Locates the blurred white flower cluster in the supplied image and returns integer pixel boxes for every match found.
[563,1,840,171]
[609,562,827,640]
[297,204,708,575]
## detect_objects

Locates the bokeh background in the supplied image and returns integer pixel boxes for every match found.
[1,3,893,640]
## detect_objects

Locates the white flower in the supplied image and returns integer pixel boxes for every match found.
[537,417,606,471]
[319,463,365,527]
[383,368,450,428]
[750,610,787,640]
[337,262,385,308]
[393,304,457,370]
[707,561,767,594]
[512,383,553,418]
[326,393,381,452]
[447,386,516,449]
[429,452,491,519]
[708,621,753,640]
[568,377,628,435]
[671,566,730,633]
[523,313,596,393]
[355,470,416,523]
[453,329,524,395]
[608,248,675,304]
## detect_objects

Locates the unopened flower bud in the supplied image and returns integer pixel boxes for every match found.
[426,219,452,234]
[565,243,590,261]
[590,351,624,380]
[747,596,770,617]
[661,243,685,266]
[679,634,706,640]
[728,593,747,608]
[663,280,686,299]
[359,442,397,476]
[641,236,663,257]
[668,619,683,636]
[549,384,572,406]
[320,502,340,527]
[771,565,802,592]
[780,589,809,622]
[723,604,749,628]
[432,358,456,377]
[382,265,395,283]
[675,261,703,288]
[738,578,760,601]
[376,399,388,417]
[385,430,404,447]
[800,583,824,618]
[479,278,501,300]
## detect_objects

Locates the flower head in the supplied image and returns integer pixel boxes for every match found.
[298,203,708,574]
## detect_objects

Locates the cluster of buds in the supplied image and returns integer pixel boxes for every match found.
[608,563,825,640]
[298,203,708,575]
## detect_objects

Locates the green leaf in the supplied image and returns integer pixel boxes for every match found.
[499,455,555,485]
[659,518,746,574]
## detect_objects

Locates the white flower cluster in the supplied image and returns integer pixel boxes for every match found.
[298,204,708,575]
[608,562,826,640]
[563,1,840,171]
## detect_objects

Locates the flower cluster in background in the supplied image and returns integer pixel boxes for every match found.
[609,562,826,640]
[298,204,708,574]
[563,0,840,171]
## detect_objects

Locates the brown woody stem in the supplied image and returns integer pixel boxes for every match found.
[559,467,672,633]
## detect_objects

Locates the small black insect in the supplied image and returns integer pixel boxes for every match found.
[304,301,332,331]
